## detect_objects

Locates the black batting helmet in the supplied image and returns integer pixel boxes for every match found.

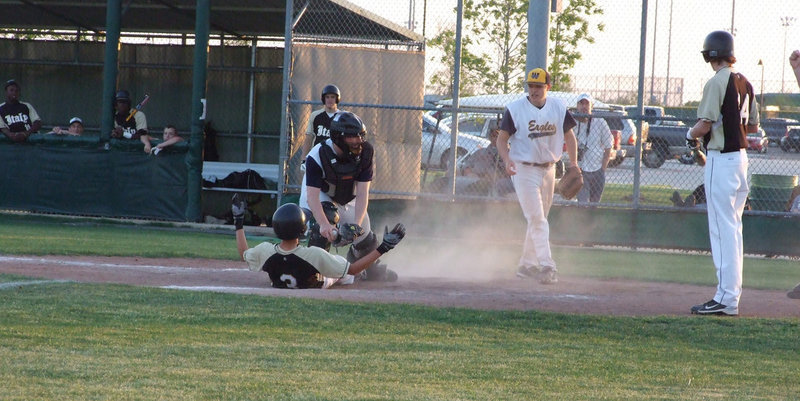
[272,203,306,240]
[701,30,734,63]
[321,84,340,104]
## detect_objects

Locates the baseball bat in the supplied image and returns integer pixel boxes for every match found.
[126,94,150,122]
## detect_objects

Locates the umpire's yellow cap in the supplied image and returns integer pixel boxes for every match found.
[526,68,551,85]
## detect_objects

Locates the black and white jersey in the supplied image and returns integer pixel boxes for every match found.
[243,242,349,289]
[0,101,41,132]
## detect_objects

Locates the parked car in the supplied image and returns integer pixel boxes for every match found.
[780,126,800,152]
[421,113,491,170]
[763,117,799,146]
[746,128,768,153]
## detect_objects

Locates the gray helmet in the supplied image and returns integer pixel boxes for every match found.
[321,84,340,104]
[271,203,306,240]
[701,30,734,63]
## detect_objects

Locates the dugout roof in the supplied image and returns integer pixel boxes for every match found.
[0,0,422,42]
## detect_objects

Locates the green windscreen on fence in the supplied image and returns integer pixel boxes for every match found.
[0,135,188,221]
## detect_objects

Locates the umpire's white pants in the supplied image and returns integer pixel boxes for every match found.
[705,149,748,308]
[511,163,556,269]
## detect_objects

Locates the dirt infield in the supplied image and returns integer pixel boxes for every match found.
[1,255,798,318]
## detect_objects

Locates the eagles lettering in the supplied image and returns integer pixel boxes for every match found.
[527,120,557,139]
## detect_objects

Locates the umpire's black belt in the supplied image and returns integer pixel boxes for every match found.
[521,161,554,168]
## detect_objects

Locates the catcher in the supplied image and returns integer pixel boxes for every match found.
[233,194,406,289]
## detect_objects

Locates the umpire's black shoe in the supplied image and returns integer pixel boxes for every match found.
[516,266,537,279]
[690,300,738,316]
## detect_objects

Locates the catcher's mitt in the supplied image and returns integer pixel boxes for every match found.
[332,223,365,247]
[557,166,583,200]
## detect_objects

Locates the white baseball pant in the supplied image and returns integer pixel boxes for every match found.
[511,163,557,270]
[705,149,749,308]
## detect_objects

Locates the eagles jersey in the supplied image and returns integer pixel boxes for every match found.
[243,242,349,289]
[500,96,576,164]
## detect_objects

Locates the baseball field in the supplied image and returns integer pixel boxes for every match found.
[1,213,798,400]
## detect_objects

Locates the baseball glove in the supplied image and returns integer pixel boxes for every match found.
[557,166,583,200]
[332,223,365,247]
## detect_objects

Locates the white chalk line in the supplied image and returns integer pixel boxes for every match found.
[159,285,598,301]
[0,256,249,274]
[0,256,599,302]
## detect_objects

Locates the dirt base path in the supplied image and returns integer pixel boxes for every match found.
[1,255,798,318]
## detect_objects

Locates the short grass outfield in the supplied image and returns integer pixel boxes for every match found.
[0,213,799,400]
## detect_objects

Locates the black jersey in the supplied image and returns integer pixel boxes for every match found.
[306,109,338,146]
[0,101,40,132]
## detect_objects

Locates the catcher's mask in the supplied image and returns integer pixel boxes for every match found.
[271,203,306,240]
[330,111,366,159]
[321,84,340,104]
[701,30,734,63]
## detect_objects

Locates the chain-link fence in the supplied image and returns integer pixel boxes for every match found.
[284,0,800,215]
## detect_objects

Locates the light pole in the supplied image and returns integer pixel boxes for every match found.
[663,0,673,105]
[758,59,764,117]
[650,0,658,104]
[781,16,795,93]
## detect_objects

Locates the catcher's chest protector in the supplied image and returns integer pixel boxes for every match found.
[319,143,373,205]
[263,253,323,289]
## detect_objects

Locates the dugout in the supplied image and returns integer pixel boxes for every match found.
[0,0,424,222]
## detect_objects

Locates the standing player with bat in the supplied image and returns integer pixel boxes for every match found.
[687,31,759,316]
[111,90,152,153]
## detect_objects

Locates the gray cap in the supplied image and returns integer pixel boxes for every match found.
[69,117,83,125]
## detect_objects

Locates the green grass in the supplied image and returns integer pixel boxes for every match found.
[1,212,799,399]
[0,282,798,401]
[0,213,242,259]
[1,213,797,290]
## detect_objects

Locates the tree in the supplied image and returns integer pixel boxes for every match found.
[427,0,604,94]
[426,28,493,97]
[549,0,605,91]
[463,0,528,94]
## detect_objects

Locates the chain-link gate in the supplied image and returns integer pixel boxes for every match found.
[283,0,800,217]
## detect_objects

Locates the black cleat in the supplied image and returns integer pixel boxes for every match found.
[690,300,738,316]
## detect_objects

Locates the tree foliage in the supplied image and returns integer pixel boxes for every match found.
[427,0,604,94]
[426,28,493,97]
[549,0,605,91]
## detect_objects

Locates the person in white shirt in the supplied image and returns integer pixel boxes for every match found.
[573,93,613,203]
